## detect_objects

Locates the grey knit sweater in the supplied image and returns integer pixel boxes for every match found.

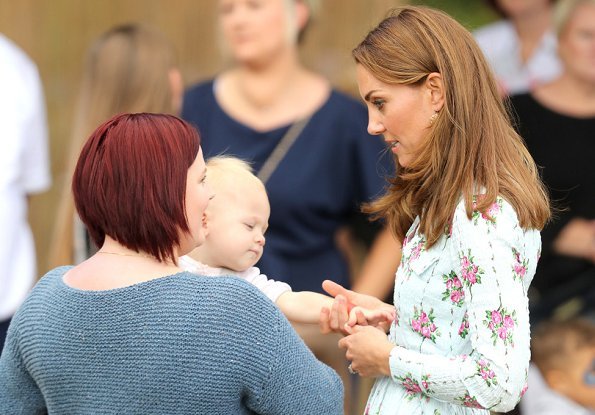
[0,267,343,414]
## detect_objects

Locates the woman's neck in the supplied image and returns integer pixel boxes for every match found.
[233,52,304,111]
[216,50,330,131]
[512,7,553,63]
[535,73,595,117]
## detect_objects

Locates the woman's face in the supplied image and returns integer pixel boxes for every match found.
[218,0,296,65]
[558,2,595,84]
[180,147,212,255]
[496,0,551,19]
[356,64,437,168]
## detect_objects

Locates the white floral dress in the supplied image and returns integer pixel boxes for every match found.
[365,197,540,415]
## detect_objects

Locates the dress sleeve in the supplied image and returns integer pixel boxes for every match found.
[0,324,46,413]
[241,267,292,303]
[245,301,344,415]
[388,198,538,412]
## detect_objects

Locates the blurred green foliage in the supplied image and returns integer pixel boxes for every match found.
[411,0,500,31]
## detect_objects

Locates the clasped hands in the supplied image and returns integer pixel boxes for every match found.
[319,280,396,378]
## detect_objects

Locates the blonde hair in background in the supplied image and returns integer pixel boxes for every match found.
[354,6,550,247]
[49,24,179,268]
[553,0,595,35]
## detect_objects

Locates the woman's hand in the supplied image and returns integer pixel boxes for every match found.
[338,325,394,378]
[319,280,394,335]
[346,306,395,333]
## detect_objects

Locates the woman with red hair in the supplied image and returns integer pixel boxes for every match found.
[0,113,343,414]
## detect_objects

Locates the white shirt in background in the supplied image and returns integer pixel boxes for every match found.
[474,20,562,95]
[0,34,51,321]
[521,363,595,415]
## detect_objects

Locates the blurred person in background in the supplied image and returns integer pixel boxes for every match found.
[521,318,595,415]
[49,23,183,268]
[182,1,400,409]
[509,0,595,323]
[474,0,562,95]
[0,33,51,352]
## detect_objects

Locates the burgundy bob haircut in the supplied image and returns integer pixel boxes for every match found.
[72,113,201,263]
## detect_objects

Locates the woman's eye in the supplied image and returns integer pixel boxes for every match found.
[373,99,385,110]
[200,175,207,185]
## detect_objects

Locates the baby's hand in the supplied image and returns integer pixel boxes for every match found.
[345,306,395,334]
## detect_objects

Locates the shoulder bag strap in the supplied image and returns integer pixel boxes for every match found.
[257,116,311,184]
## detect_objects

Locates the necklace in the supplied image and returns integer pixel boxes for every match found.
[97,250,153,259]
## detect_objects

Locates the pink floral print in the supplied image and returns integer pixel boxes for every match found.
[457,393,484,409]
[362,196,539,414]
[512,248,528,281]
[410,239,424,261]
[442,271,465,306]
[484,307,517,346]
[460,250,483,286]
[471,196,503,226]
[477,359,498,386]
[458,312,470,339]
[396,373,432,401]
[411,307,440,342]
[520,383,528,398]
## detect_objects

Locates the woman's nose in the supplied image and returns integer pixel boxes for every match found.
[367,118,385,136]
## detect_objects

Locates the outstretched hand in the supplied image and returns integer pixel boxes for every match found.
[319,280,395,335]
[345,306,395,334]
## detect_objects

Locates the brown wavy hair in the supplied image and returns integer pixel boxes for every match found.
[353,6,550,247]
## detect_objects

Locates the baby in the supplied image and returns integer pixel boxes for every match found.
[521,318,595,415]
[180,156,393,326]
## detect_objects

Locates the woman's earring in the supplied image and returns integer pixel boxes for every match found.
[429,112,439,127]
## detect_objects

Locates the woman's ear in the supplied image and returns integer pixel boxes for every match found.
[295,0,310,32]
[425,72,445,113]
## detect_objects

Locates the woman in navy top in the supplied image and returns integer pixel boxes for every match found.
[182,0,399,297]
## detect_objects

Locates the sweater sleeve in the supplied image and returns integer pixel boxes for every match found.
[0,323,46,414]
[245,306,344,415]
[388,198,537,412]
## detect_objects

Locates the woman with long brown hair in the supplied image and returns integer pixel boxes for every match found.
[321,6,550,414]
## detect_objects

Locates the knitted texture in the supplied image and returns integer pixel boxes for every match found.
[0,267,343,414]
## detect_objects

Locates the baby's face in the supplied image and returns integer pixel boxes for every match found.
[205,183,270,272]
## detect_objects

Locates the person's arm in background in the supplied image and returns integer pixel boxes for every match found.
[352,227,401,298]
[552,218,595,263]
